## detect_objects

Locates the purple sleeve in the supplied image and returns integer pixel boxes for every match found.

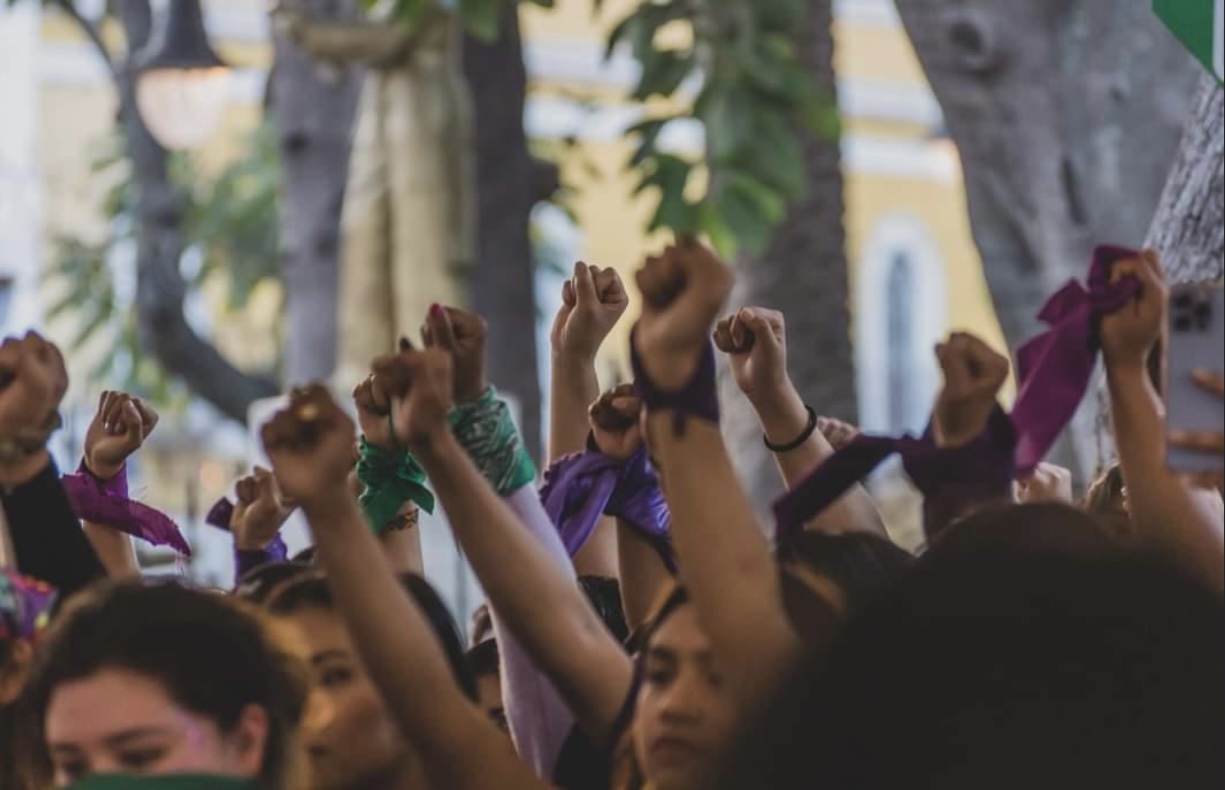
[494,486,582,779]
[233,536,289,584]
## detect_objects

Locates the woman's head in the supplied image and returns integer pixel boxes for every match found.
[23,580,305,787]
[629,586,737,790]
[266,572,474,790]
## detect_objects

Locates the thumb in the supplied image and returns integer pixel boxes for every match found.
[740,310,782,353]
[427,305,458,352]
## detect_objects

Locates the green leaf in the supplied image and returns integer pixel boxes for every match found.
[634,49,695,101]
[701,87,756,161]
[459,0,502,41]
[738,112,806,199]
[710,172,785,256]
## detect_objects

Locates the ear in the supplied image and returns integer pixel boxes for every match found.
[224,703,272,779]
[0,639,34,705]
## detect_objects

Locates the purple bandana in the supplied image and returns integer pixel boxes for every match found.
[1011,245,1142,475]
[540,442,675,572]
[774,407,1017,544]
[0,568,57,641]
[61,463,192,556]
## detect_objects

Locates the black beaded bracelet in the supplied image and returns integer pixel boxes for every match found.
[764,405,818,453]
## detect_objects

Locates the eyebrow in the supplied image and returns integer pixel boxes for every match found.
[50,726,176,753]
[310,649,352,666]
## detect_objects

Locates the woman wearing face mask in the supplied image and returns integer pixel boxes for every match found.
[265,570,476,790]
[20,580,306,788]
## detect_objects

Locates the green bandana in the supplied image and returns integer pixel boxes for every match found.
[450,387,537,496]
[356,437,436,534]
[65,775,262,790]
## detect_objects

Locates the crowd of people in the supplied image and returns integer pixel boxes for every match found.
[1,240,1222,790]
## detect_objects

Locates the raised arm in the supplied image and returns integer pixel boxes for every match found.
[1100,251,1224,594]
[633,244,802,705]
[261,385,547,790]
[0,333,104,597]
[383,317,635,748]
[550,264,629,579]
[715,307,886,537]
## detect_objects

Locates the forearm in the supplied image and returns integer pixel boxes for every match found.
[616,519,673,632]
[417,433,632,745]
[646,413,801,698]
[82,523,140,579]
[1,456,105,598]
[1108,365,1224,592]
[752,385,886,537]
[550,353,601,463]
[378,508,424,575]
[307,495,540,789]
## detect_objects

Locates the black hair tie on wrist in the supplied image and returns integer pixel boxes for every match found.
[764,405,818,453]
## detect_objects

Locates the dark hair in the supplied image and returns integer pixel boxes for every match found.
[718,506,1225,790]
[233,561,314,605]
[267,572,477,702]
[579,575,631,645]
[22,581,306,787]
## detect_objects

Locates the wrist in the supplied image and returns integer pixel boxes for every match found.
[751,384,807,440]
[84,457,125,482]
[235,534,277,552]
[455,380,489,406]
[300,487,359,524]
[408,426,460,462]
[553,349,597,369]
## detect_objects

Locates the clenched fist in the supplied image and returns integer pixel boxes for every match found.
[232,466,296,551]
[589,384,644,461]
[0,332,68,448]
[714,307,789,403]
[261,385,357,511]
[372,342,456,451]
[552,263,630,361]
[932,332,1010,449]
[421,305,488,405]
[84,392,158,481]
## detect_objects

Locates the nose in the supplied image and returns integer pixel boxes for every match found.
[658,668,704,724]
[302,687,336,738]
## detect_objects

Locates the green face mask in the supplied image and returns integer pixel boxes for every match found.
[64,775,263,790]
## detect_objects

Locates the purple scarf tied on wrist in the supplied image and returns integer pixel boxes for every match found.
[774,407,1017,544]
[540,441,675,573]
[1011,244,1142,476]
[61,463,192,556]
[205,498,290,580]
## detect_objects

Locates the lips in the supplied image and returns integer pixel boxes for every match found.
[649,735,701,764]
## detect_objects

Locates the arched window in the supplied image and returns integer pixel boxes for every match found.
[856,215,947,436]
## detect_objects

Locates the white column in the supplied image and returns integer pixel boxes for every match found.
[0,1,43,333]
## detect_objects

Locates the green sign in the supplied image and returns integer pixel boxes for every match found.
[1154,0,1223,82]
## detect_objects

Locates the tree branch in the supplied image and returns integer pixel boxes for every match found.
[54,0,121,83]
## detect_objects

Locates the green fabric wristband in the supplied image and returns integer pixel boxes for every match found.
[356,437,436,534]
[450,387,537,496]
[66,776,261,790]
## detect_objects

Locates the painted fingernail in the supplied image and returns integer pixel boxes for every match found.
[429,303,443,317]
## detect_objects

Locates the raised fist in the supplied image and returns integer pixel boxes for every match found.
[552,262,630,361]
[261,385,357,510]
[1015,463,1074,505]
[714,307,789,402]
[0,332,68,447]
[588,384,644,461]
[421,305,488,404]
[932,332,1011,449]
[84,392,158,481]
[1100,249,1167,371]
[232,466,296,551]
[372,342,455,450]
[817,416,861,452]
[353,373,395,450]
[633,237,733,391]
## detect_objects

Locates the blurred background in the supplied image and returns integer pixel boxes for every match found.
[1,0,1218,624]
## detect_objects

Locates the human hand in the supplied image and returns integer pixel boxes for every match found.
[1170,369,1224,491]
[372,341,455,451]
[0,332,68,448]
[1100,249,1167,372]
[421,305,487,404]
[1015,463,1074,504]
[932,332,1010,448]
[353,373,395,450]
[261,385,357,512]
[83,392,158,481]
[713,307,790,404]
[231,466,296,550]
[633,237,733,391]
[552,263,629,361]
[588,384,644,461]
[817,416,861,451]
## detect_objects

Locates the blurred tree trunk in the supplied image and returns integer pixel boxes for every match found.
[720,0,854,510]
[463,1,543,463]
[894,0,1200,477]
[268,0,362,388]
[1096,77,1224,466]
[111,0,278,422]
